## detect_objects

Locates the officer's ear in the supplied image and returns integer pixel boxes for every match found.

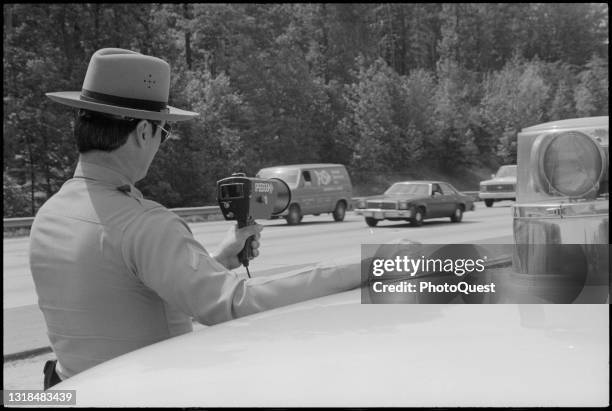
[134,120,151,148]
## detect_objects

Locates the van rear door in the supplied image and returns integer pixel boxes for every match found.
[298,169,318,214]
[311,167,337,212]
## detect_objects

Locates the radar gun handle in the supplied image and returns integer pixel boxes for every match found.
[237,218,255,270]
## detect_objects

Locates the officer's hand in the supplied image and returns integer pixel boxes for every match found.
[212,223,263,270]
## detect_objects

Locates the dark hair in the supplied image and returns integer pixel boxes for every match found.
[74,110,139,153]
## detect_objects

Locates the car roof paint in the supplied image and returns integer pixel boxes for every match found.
[55,289,607,407]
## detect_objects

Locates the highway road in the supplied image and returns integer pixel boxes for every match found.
[3,202,515,390]
[3,202,515,310]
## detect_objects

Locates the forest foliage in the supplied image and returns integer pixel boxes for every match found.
[3,3,608,216]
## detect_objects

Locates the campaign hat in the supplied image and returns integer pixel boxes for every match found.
[46,48,198,122]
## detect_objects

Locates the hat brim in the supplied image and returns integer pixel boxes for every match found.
[46,92,199,122]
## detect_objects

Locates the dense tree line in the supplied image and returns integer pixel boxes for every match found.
[3,3,608,216]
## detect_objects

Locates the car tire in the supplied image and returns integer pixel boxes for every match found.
[365,217,378,227]
[332,201,346,222]
[484,199,494,207]
[450,206,463,222]
[286,204,302,225]
[410,208,424,227]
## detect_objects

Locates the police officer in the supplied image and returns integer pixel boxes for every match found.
[31,48,361,388]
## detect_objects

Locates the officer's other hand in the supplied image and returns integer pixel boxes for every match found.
[213,223,263,270]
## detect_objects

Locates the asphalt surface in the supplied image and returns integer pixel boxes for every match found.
[3,202,515,390]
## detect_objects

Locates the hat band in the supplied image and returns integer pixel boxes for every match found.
[80,89,167,112]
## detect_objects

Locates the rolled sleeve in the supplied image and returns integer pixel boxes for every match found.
[122,209,361,326]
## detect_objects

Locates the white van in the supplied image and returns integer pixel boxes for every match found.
[256,164,353,225]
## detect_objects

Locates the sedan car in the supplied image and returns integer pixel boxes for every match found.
[354,181,475,227]
[479,165,517,207]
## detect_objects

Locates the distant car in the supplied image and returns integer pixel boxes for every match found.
[354,181,475,227]
[256,164,353,225]
[478,165,517,207]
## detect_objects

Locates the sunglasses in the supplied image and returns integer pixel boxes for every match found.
[153,122,173,144]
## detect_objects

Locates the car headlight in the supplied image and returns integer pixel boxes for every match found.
[357,200,366,209]
[530,130,607,198]
[480,185,487,192]
[398,201,410,210]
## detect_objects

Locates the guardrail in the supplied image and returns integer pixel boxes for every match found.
[462,191,480,201]
[169,206,221,219]
[4,192,480,231]
[3,207,222,232]
[3,217,36,229]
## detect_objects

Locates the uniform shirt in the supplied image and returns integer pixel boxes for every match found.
[29,160,360,379]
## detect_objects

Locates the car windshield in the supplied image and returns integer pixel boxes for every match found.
[384,183,429,196]
[496,166,517,178]
[256,168,299,186]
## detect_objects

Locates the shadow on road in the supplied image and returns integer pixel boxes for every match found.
[261,219,360,228]
[370,220,481,229]
[484,202,515,208]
